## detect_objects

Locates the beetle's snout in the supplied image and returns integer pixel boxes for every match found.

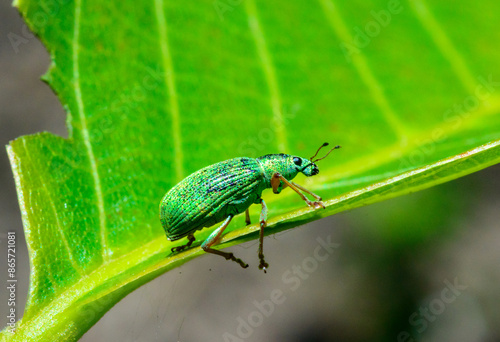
[301,161,319,176]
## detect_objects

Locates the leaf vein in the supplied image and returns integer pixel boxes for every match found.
[319,0,409,140]
[73,0,109,260]
[245,0,288,152]
[317,100,500,187]
[155,0,184,180]
[22,139,83,276]
[409,0,477,93]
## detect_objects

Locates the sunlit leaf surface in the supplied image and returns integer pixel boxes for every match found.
[3,0,500,340]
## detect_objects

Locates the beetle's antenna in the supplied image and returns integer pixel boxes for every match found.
[312,144,341,162]
[310,142,329,161]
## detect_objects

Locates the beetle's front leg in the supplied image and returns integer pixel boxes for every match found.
[271,173,325,209]
[291,181,323,202]
[270,172,288,194]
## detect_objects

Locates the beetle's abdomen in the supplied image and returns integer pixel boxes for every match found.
[160,158,266,240]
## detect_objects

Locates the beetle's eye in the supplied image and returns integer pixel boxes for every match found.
[293,157,302,166]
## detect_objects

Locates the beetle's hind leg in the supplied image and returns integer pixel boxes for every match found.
[258,199,269,273]
[171,233,196,253]
[201,215,249,269]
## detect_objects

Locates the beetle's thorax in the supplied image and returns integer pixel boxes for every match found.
[256,154,299,186]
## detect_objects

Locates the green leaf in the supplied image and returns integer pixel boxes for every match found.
[3,0,500,340]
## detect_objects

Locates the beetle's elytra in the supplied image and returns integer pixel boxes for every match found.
[159,143,341,272]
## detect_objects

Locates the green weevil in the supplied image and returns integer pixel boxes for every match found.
[159,143,341,272]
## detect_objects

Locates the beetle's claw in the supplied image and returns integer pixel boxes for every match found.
[171,245,186,253]
[259,261,269,273]
[307,200,325,209]
[316,201,326,209]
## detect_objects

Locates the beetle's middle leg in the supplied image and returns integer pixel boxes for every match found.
[245,208,251,225]
[271,173,325,209]
[258,199,269,272]
[201,215,249,269]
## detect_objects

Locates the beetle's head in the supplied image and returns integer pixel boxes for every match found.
[290,156,319,177]
[257,143,341,181]
[295,143,341,177]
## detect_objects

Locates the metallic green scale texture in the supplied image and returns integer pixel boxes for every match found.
[159,143,341,272]
[161,157,266,240]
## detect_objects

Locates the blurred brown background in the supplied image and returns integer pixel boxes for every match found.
[1,1,500,341]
